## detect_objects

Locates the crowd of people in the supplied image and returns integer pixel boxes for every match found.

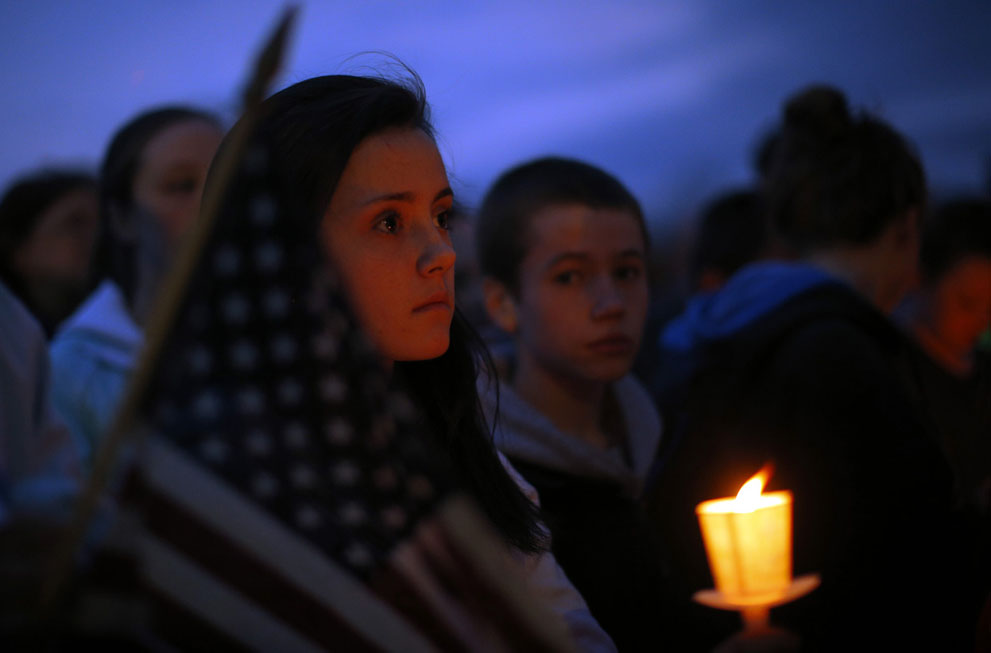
[1,59,989,651]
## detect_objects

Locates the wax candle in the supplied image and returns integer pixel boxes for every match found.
[696,469,792,604]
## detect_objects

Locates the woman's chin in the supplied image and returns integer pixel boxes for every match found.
[390,335,451,363]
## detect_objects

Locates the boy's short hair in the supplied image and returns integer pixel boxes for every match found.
[919,198,991,284]
[475,156,646,293]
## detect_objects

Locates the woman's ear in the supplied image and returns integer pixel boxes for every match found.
[482,277,519,334]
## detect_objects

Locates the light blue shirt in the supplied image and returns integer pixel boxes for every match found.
[50,281,142,471]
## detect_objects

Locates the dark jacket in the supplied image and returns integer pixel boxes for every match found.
[646,262,977,651]
[480,373,668,651]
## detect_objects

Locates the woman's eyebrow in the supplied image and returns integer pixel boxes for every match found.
[360,187,453,207]
[361,191,413,206]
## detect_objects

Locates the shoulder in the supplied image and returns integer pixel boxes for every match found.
[749,286,901,380]
[496,451,541,507]
[613,376,663,475]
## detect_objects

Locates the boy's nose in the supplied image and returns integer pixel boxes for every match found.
[590,279,625,319]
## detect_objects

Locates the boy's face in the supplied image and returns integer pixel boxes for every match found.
[505,203,648,384]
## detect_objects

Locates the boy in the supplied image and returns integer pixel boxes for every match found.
[475,157,665,650]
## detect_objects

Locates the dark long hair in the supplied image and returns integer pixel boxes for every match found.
[765,85,926,253]
[240,73,545,553]
[93,106,221,304]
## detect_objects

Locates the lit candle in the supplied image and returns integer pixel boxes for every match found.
[696,468,792,606]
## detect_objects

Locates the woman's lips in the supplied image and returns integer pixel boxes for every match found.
[412,291,452,313]
[587,335,634,355]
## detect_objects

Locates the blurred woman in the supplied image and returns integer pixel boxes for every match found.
[50,107,223,470]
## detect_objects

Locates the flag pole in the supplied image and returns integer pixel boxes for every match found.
[41,6,299,612]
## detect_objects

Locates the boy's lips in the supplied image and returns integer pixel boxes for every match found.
[587,334,635,355]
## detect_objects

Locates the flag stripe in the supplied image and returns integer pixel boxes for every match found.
[428,500,574,651]
[142,533,325,652]
[140,482,377,651]
[146,587,254,652]
[379,538,486,652]
[369,554,472,653]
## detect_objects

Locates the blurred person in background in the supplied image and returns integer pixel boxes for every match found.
[644,188,785,436]
[0,280,81,524]
[0,169,99,338]
[687,189,775,294]
[50,106,223,472]
[896,197,991,514]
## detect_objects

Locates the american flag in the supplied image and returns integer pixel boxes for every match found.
[63,127,573,650]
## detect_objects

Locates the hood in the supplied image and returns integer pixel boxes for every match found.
[661,261,838,352]
[479,371,662,498]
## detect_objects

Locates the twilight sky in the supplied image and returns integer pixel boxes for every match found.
[2,1,989,228]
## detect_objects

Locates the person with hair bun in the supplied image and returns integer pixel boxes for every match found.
[646,86,979,649]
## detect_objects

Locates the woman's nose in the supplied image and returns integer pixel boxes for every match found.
[417,229,456,277]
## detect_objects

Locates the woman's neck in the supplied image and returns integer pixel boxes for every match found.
[512,351,611,450]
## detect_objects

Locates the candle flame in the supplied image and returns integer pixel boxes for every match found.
[734,465,773,512]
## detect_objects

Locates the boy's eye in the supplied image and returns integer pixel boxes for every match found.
[434,209,452,231]
[614,265,642,281]
[553,270,581,285]
[374,211,401,234]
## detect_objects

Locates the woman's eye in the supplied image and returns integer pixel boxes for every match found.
[374,212,401,234]
[553,270,581,285]
[434,209,452,231]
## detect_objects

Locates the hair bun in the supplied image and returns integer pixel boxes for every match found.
[783,85,851,142]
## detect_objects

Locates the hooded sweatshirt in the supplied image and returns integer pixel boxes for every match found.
[479,366,667,651]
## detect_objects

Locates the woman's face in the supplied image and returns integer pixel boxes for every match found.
[131,119,223,248]
[321,128,456,363]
